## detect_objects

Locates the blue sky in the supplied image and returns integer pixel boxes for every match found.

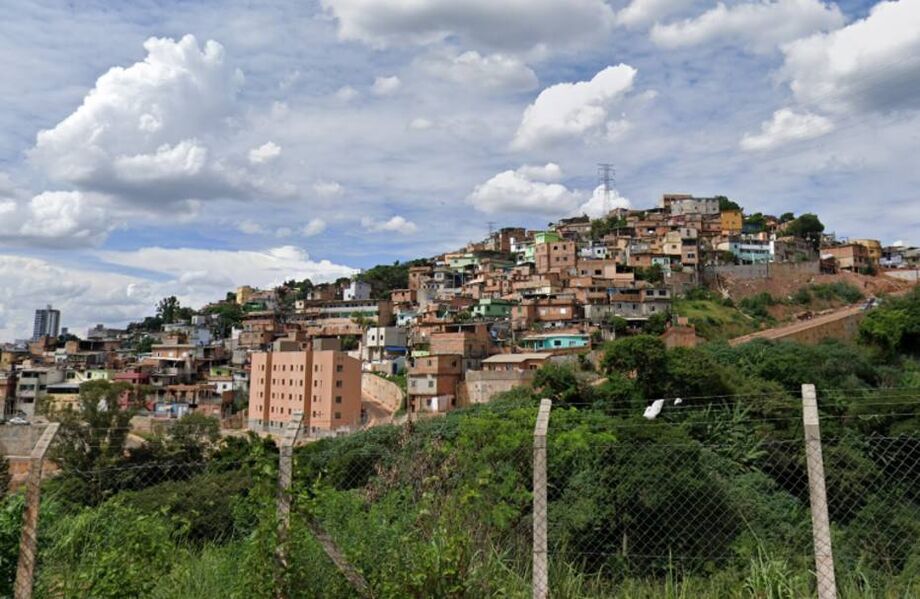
[0,0,918,339]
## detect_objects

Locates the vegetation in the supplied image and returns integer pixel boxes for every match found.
[3,294,920,598]
[785,213,825,249]
[590,216,627,240]
[357,260,429,299]
[716,195,741,212]
[156,296,195,325]
[673,294,758,341]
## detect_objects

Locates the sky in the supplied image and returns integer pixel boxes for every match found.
[1,0,919,340]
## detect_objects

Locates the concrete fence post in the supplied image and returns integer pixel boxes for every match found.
[533,398,552,599]
[14,422,60,599]
[801,384,837,599]
[276,411,372,598]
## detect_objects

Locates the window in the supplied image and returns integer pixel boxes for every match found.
[335,380,343,388]
[553,340,562,347]
[428,380,434,389]
[336,364,343,373]
[334,412,341,420]
[335,396,342,404]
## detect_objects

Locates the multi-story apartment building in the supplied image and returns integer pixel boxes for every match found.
[247,349,361,435]
[32,305,61,341]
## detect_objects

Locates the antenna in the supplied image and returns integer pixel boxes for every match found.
[597,162,616,209]
[487,221,496,237]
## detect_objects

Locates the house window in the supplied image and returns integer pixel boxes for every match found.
[334,412,341,420]
[335,396,342,404]
[553,340,562,347]
[428,380,434,389]
[336,364,343,373]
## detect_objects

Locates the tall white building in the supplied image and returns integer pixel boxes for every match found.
[32,305,61,340]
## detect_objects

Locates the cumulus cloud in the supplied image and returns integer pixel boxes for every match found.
[468,164,631,216]
[468,165,582,214]
[302,218,327,237]
[371,75,401,96]
[650,0,844,54]
[0,246,358,338]
[0,189,114,248]
[334,85,359,102]
[320,0,615,51]
[97,245,357,292]
[312,181,344,198]
[238,219,266,235]
[408,117,434,131]
[577,185,632,217]
[780,0,920,114]
[361,215,418,234]
[616,0,691,28]
[740,108,834,150]
[512,64,636,150]
[416,50,538,92]
[28,35,290,206]
[248,141,282,164]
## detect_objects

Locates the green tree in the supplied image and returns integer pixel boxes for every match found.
[785,213,825,249]
[779,211,796,223]
[643,311,670,335]
[50,380,136,504]
[156,296,194,324]
[602,335,667,397]
[716,196,741,211]
[859,288,920,355]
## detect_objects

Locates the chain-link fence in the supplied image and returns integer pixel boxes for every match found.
[9,387,920,598]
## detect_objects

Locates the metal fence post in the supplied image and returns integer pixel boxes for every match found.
[14,422,60,599]
[801,384,837,599]
[533,398,552,599]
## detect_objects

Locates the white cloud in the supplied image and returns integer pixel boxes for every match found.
[97,245,357,293]
[512,64,637,150]
[238,219,266,235]
[320,0,615,51]
[248,141,282,164]
[302,218,327,237]
[468,165,582,214]
[27,35,292,206]
[371,75,401,96]
[312,180,345,198]
[361,215,418,234]
[577,185,632,217]
[334,85,360,102]
[740,108,834,151]
[275,227,293,238]
[0,245,359,339]
[650,0,844,54]
[780,0,920,114]
[416,50,538,92]
[515,162,564,182]
[617,0,691,28]
[0,190,114,248]
[408,117,434,131]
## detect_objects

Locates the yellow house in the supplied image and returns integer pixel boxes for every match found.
[851,239,882,267]
[720,210,743,235]
[235,285,255,305]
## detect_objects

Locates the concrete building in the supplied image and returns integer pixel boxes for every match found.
[535,240,576,275]
[407,354,462,413]
[32,305,61,341]
[822,243,870,272]
[851,239,882,268]
[362,326,408,363]
[15,367,65,417]
[248,349,361,435]
[343,280,372,301]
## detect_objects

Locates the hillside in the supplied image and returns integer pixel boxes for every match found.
[2,288,918,598]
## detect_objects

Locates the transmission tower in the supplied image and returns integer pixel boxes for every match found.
[597,163,616,207]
